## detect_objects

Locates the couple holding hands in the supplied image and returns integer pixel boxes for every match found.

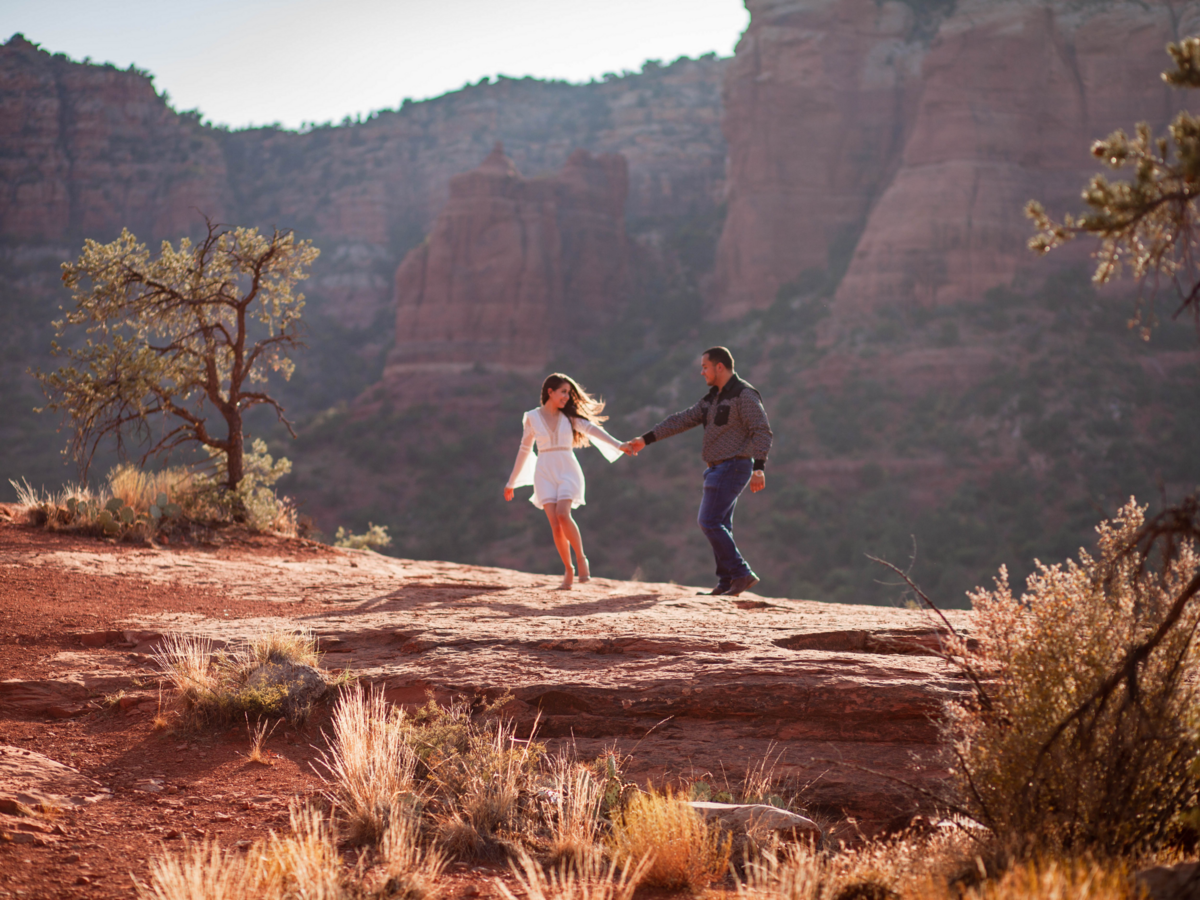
[504,346,773,595]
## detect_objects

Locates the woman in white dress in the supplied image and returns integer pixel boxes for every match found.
[504,373,628,589]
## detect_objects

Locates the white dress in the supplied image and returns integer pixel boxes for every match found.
[506,408,625,509]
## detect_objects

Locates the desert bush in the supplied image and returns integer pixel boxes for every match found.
[153,629,328,725]
[200,438,297,534]
[944,499,1200,854]
[8,442,296,538]
[334,522,393,551]
[425,710,543,859]
[608,789,732,892]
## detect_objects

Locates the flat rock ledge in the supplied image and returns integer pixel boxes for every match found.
[3,544,973,836]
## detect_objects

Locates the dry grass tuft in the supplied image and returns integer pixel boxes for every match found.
[135,840,259,900]
[246,714,280,765]
[609,789,731,892]
[544,757,605,867]
[737,827,977,900]
[153,629,328,725]
[377,812,447,900]
[247,627,322,668]
[425,711,541,859]
[137,806,350,900]
[257,804,347,900]
[962,856,1136,900]
[318,684,419,844]
[498,847,649,900]
[107,463,199,516]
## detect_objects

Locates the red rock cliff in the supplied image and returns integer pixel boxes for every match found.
[384,145,629,379]
[0,35,228,241]
[712,0,1200,320]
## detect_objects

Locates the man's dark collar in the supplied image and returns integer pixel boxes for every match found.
[717,373,743,399]
[704,373,742,400]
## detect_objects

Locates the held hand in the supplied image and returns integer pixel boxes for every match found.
[504,487,514,502]
[622,437,646,455]
[750,470,766,493]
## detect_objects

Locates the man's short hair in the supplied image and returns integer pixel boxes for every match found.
[703,346,735,371]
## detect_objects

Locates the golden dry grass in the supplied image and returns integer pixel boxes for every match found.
[545,757,605,866]
[135,840,260,900]
[376,812,448,900]
[245,714,280,765]
[153,629,327,725]
[609,790,732,892]
[318,684,419,844]
[498,848,650,900]
[107,463,197,515]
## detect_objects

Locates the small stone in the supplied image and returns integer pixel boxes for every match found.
[163,829,181,840]
[75,876,91,886]
[63,853,80,863]
[245,659,328,720]
[0,798,35,817]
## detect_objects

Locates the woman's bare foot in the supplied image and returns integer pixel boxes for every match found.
[578,556,591,583]
[557,569,574,590]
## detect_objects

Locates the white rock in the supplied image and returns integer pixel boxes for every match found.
[688,801,821,842]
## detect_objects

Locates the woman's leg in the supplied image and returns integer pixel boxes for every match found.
[554,499,590,582]
[544,504,574,589]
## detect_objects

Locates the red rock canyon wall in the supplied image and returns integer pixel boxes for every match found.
[712,0,1200,320]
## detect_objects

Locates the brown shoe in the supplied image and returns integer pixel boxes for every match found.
[726,573,759,596]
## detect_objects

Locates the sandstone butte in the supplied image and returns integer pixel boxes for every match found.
[713,0,1200,321]
[0,515,972,838]
[386,144,630,377]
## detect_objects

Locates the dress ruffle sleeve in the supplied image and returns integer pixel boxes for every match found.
[507,412,537,489]
[575,419,626,464]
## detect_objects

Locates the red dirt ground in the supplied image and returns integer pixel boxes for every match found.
[0,522,517,900]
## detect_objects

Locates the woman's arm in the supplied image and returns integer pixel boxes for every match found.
[505,414,537,499]
[575,418,626,463]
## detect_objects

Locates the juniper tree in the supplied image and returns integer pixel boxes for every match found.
[37,220,319,493]
[1028,37,1200,335]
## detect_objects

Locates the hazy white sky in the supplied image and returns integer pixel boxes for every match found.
[4,0,749,130]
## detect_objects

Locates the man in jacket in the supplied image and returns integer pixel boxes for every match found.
[622,346,773,596]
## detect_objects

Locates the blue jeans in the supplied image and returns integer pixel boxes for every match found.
[698,458,754,587]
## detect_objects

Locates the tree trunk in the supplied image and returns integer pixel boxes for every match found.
[225,409,247,522]
[226,410,244,491]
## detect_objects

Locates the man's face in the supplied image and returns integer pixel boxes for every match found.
[701,355,720,386]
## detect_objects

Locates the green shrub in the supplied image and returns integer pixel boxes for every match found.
[334,522,392,550]
[153,629,327,725]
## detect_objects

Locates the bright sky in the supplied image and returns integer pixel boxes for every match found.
[4,0,749,130]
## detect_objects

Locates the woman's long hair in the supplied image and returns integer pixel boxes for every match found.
[541,373,607,448]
